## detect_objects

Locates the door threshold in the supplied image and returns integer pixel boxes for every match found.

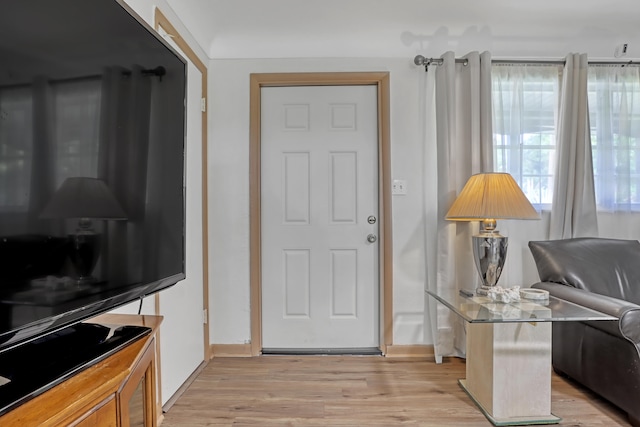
[261,347,383,356]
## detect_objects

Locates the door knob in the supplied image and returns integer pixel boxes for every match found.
[367,234,377,243]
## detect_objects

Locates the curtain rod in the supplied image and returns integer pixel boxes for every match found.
[413,55,639,71]
[413,55,468,71]
[0,66,167,90]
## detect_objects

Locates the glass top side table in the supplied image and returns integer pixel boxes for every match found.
[427,289,617,426]
[427,289,617,323]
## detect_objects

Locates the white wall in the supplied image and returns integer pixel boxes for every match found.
[122,0,207,62]
[206,56,555,347]
[208,58,430,345]
[122,1,640,350]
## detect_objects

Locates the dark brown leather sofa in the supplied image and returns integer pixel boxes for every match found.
[529,237,640,426]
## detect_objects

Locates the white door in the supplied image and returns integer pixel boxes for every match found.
[261,85,379,350]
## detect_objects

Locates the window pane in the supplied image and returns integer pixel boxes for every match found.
[54,78,101,186]
[588,65,640,211]
[492,64,560,209]
[0,79,101,214]
[0,87,32,212]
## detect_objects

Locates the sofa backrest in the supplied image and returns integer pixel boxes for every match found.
[529,237,640,304]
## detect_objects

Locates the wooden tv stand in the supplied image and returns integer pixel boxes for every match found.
[0,314,162,427]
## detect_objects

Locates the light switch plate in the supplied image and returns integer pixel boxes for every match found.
[392,179,407,195]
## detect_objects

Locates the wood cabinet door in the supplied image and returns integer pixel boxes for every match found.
[119,337,157,427]
[68,395,118,427]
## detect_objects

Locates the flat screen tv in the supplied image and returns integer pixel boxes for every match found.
[0,0,186,353]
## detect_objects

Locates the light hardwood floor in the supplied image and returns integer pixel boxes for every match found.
[160,356,630,426]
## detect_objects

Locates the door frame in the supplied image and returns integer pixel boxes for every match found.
[249,72,392,356]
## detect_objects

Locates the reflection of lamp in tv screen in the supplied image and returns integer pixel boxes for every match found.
[41,177,127,284]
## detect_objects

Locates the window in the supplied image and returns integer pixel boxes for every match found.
[53,78,102,186]
[0,78,101,213]
[588,65,640,211]
[0,86,33,212]
[491,64,561,209]
[492,63,640,213]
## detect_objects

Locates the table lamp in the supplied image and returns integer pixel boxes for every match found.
[41,177,127,284]
[445,172,539,295]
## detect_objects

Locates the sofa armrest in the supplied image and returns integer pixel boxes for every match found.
[532,281,640,345]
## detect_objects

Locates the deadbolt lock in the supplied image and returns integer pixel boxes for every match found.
[367,215,377,224]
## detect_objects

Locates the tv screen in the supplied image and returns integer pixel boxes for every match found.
[0,0,186,353]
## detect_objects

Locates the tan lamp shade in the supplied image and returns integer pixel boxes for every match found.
[445,172,539,221]
[41,177,127,220]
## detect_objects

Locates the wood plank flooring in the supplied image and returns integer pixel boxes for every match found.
[160,356,630,426]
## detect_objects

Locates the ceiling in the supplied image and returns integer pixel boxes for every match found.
[164,0,640,60]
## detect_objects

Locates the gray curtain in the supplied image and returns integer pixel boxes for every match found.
[98,65,152,283]
[550,53,598,238]
[425,51,493,362]
[28,77,57,234]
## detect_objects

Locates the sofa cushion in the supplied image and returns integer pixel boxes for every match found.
[529,237,640,305]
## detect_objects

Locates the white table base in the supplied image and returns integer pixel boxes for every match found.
[463,321,561,426]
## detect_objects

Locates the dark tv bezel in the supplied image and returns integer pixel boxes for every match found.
[0,0,188,354]
[0,273,185,354]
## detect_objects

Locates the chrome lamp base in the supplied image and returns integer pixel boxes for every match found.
[472,230,508,295]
